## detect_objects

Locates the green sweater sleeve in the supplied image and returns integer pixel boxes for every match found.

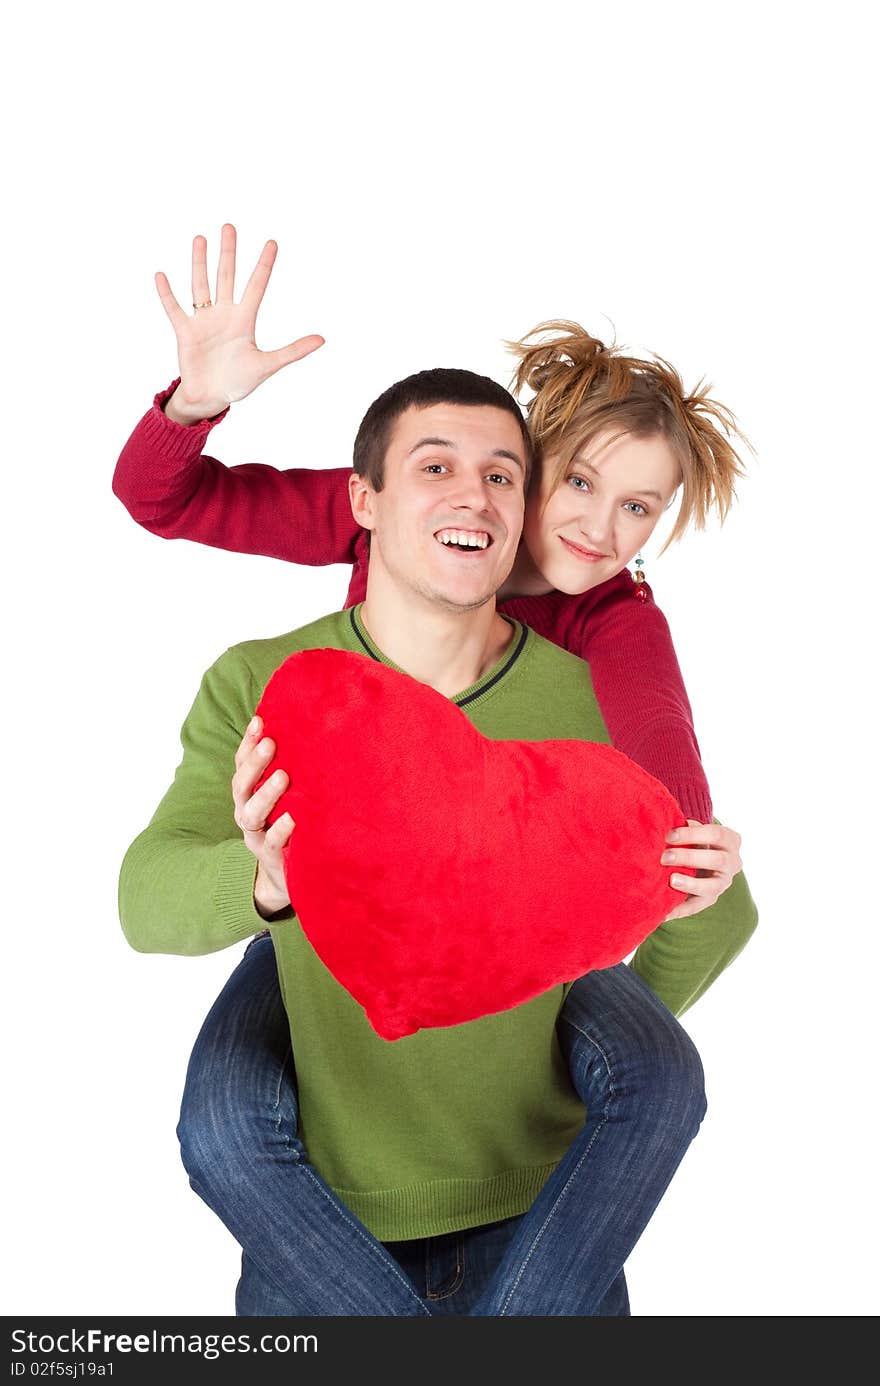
[629,860,758,1017]
[118,646,272,956]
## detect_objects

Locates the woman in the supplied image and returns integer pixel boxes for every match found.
[115,226,757,1314]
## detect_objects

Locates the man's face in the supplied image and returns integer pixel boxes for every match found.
[352,403,527,612]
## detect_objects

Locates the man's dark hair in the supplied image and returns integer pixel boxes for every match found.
[353,368,534,490]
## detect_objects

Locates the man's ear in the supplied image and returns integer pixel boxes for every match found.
[349,471,378,531]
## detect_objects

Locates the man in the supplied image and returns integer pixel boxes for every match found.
[119,368,728,1315]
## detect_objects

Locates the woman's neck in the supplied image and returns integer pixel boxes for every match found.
[498,541,556,602]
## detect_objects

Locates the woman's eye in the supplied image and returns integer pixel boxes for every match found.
[624,502,648,516]
[567,474,590,491]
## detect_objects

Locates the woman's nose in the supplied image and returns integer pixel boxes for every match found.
[578,505,613,547]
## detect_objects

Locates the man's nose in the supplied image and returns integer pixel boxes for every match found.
[449,471,491,509]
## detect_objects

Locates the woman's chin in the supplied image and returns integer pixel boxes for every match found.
[550,563,623,597]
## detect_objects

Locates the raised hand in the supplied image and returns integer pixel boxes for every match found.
[155,223,325,424]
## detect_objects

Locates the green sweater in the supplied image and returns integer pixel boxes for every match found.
[119,606,757,1240]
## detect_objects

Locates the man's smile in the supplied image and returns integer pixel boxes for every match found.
[434,527,493,551]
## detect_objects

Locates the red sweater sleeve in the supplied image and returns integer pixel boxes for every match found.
[112,379,363,570]
[501,574,713,823]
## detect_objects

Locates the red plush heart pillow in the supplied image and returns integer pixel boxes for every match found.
[256,648,690,1040]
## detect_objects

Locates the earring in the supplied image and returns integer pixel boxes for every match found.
[632,552,648,602]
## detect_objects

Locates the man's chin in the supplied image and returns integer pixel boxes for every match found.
[427,588,497,614]
[416,579,499,613]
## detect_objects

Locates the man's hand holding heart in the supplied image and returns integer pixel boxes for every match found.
[232,714,294,919]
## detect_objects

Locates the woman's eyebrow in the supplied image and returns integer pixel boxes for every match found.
[575,458,663,501]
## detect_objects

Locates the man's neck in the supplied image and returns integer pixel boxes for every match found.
[359,583,515,700]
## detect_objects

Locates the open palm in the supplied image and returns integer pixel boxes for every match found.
[155,223,324,419]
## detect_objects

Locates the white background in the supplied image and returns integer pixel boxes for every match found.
[3,0,876,1318]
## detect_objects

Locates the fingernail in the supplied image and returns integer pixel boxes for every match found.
[258,740,271,757]
[671,874,688,889]
[667,829,681,843]
[248,717,260,735]
[661,851,675,864]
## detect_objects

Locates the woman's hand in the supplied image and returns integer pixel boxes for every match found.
[154,223,325,424]
[661,820,743,921]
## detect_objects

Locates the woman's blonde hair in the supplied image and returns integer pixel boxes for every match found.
[507,320,751,552]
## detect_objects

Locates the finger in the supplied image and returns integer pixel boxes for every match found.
[215,222,237,304]
[240,239,279,317]
[237,768,289,834]
[261,335,326,378]
[670,872,732,900]
[233,716,264,772]
[664,874,731,920]
[665,823,742,876]
[661,848,731,873]
[232,735,276,811]
[664,896,711,921]
[191,234,211,308]
[264,812,295,853]
[154,271,188,329]
[666,821,730,847]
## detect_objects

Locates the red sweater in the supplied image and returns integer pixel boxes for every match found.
[113,379,713,823]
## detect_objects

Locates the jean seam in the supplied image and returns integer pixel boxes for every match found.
[496,1015,615,1316]
[426,1237,465,1300]
[301,1168,432,1312]
[271,1044,299,1150]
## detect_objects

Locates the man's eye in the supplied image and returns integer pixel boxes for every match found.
[488,473,511,485]
[423,463,448,474]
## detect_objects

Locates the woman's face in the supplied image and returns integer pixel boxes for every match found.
[522,429,682,594]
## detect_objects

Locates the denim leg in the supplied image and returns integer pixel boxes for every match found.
[593,1269,630,1316]
[176,935,430,1316]
[385,1219,628,1316]
[469,963,707,1316]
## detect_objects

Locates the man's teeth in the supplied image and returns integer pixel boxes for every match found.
[435,529,490,549]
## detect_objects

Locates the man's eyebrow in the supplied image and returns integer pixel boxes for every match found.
[577,458,663,502]
[407,437,525,470]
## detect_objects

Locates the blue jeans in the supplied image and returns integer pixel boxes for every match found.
[177,936,706,1316]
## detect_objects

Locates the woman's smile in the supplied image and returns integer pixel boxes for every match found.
[559,536,609,562]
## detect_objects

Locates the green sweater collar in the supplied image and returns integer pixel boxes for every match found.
[346,604,529,708]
